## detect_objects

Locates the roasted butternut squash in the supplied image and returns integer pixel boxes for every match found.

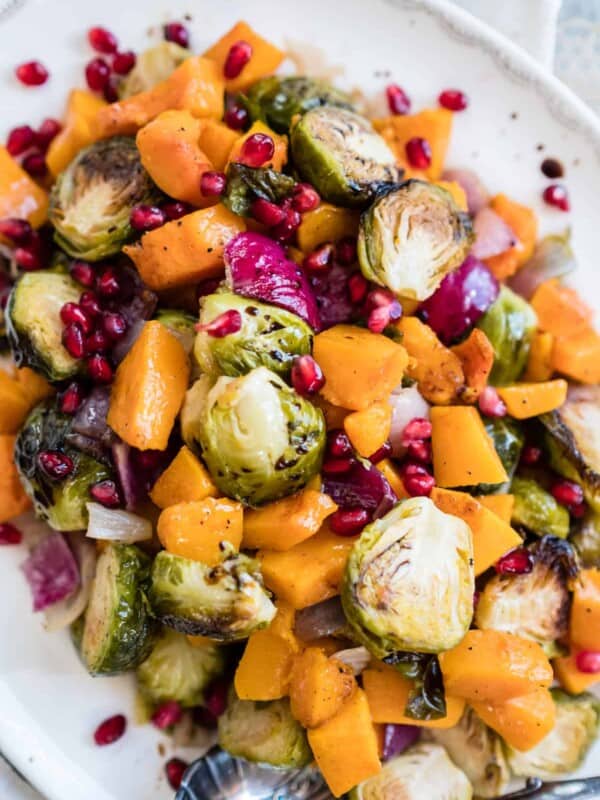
[313,325,408,411]
[484,194,538,280]
[531,279,593,338]
[343,401,392,458]
[0,435,31,521]
[46,90,106,177]
[552,329,600,384]
[472,688,556,752]
[450,328,494,402]
[373,108,453,180]
[289,647,356,728]
[496,379,568,419]
[311,395,351,430]
[226,121,288,171]
[15,368,54,406]
[553,648,600,695]
[0,372,32,435]
[107,321,190,450]
[157,498,243,565]
[234,628,295,701]
[149,446,218,509]
[570,568,600,651]
[397,317,464,405]
[268,600,302,652]
[297,203,360,253]
[242,489,337,551]
[524,331,555,382]
[198,120,242,170]
[376,459,409,499]
[0,146,48,229]
[204,21,285,93]
[478,494,515,524]
[434,179,468,211]
[124,203,245,291]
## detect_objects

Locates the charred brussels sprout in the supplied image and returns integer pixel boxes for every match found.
[540,386,600,512]
[81,543,155,675]
[243,75,355,133]
[349,743,473,800]
[136,628,224,707]
[342,497,474,658]
[466,418,524,495]
[358,181,473,301]
[7,272,84,382]
[155,309,196,355]
[49,137,160,261]
[181,368,325,506]
[149,549,276,639]
[222,163,296,217]
[571,509,600,567]
[507,690,600,779]
[383,650,446,721]
[477,286,537,385]
[194,293,313,378]
[475,536,577,657]
[511,477,570,539]
[291,107,402,207]
[119,41,190,98]
[218,689,311,768]
[15,401,113,531]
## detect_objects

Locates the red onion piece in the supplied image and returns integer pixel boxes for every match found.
[382,724,421,761]
[389,386,430,457]
[71,387,116,446]
[442,168,489,215]
[294,596,347,641]
[308,263,359,329]
[471,207,516,260]
[21,532,80,612]
[323,459,397,519]
[508,232,576,300]
[44,536,96,631]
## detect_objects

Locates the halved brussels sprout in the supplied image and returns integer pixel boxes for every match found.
[118,41,190,98]
[222,163,296,218]
[136,627,224,707]
[14,401,113,531]
[149,549,276,639]
[477,286,537,385]
[194,292,313,378]
[218,689,312,768]
[81,543,155,675]
[432,708,510,799]
[465,418,524,496]
[181,368,325,506]
[571,509,600,567]
[540,386,600,512]
[475,536,577,657]
[349,743,473,800]
[291,107,402,207]
[511,477,570,539]
[342,497,474,658]
[358,181,474,301]
[49,137,160,261]
[507,690,600,779]
[6,272,84,382]
[155,308,197,355]
[243,75,355,133]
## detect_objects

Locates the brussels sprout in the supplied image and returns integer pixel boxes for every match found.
[119,41,190,98]
[136,628,224,707]
[14,401,113,531]
[155,309,196,355]
[243,75,355,133]
[432,708,510,799]
[475,536,577,657]
[540,386,600,512]
[149,549,276,639]
[477,286,537,385]
[81,543,155,675]
[349,743,473,800]
[194,293,313,378]
[507,690,600,779]
[218,689,311,768]
[49,137,160,261]
[181,368,325,506]
[291,107,402,208]
[571,509,600,567]
[6,272,84,382]
[342,497,474,658]
[222,163,296,218]
[511,477,570,539]
[358,181,474,301]
[383,650,446,720]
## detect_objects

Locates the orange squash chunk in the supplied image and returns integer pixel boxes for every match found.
[198,120,241,170]
[311,395,350,430]
[484,194,538,279]
[204,21,285,93]
[478,494,515,524]
[226,121,288,171]
[157,498,243,565]
[0,146,48,229]
[150,446,218,509]
[497,380,568,419]
[472,688,556,752]
[297,204,360,253]
[570,568,600,651]
[450,328,494,402]
[524,331,555,382]
[397,317,464,405]
[343,401,392,458]
[107,321,189,450]
[373,109,453,180]
[552,329,600,385]
[0,435,31,521]
[531,279,593,338]
[268,600,302,652]
[0,372,31,435]
[376,459,409,499]
[289,647,356,728]
[242,489,337,551]
[46,90,106,177]
[435,179,468,210]
[554,648,600,695]
[234,629,295,701]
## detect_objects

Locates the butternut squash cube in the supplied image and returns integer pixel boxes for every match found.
[484,194,538,278]
[372,108,453,180]
[552,328,600,385]
[198,120,241,171]
[0,146,48,229]
[204,21,285,93]
[242,489,337,551]
[150,446,218,509]
[297,203,360,253]
[376,459,409,499]
[397,317,464,405]
[289,647,356,728]
[496,379,568,419]
[0,372,31,434]
[471,688,556,752]
[234,629,295,701]
[0,435,31,521]
[570,568,600,651]
[157,498,243,565]
[554,648,600,695]
[343,401,392,458]
[478,494,515,524]
[15,368,55,406]
[46,90,106,177]
[524,331,555,382]
[226,121,288,171]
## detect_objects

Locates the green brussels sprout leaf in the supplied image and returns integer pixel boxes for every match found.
[511,477,570,539]
[383,651,446,721]
[463,417,524,495]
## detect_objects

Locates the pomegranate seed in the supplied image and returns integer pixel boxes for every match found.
[62,323,87,359]
[406,439,432,463]
[15,61,49,86]
[0,523,22,545]
[478,386,507,418]
[205,679,229,718]
[87,329,111,353]
[6,125,36,156]
[165,757,188,790]
[85,57,110,91]
[570,501,588,520]
[136,450,164,470]
[335,236,357,266]
[330,507,370,536]
[495,547,533,575]
[224,103,249,130]
[60,302,93,333]
[438,89,469,111]
[14,246,41,271]
[291,183,320,213]
[401,418,432,446]
[551,479,584,508]
[90,479,120,506]
[576,651,600,674]
[163,22,189,48]
[38,450,74,480]
[405,137,432,169]
[111,50,136,75]
[130,204,166,232]
[368,300,401,333]
[80,290,102,317]
[366,288,399,312]
[96,267,121,297]
[327,430,353,458]
[291,354,325,396]
[102,76,119,103]
[386,84,411,115]
[521,444,542,466]
[322,457,355,475]
[348,272,368,304]
[161,201,190,221]
[152,700,182,730]
[401,462,435,497]
[0,218,32,244]
[88,26,118,54]
[60,382,85,414]
[251,198,285,227]
[200,170,226,197]
[239,133,275,167]
[270,207,301,242]
[102,312,127,340]
[70,260,95,287]
[224,40,253,79]
[196,309,242,338]
[87,354,113,383]
[35,118,62,151]
[543,184,570,212]
[94,714,126,746]
[369,441,392,464]
[22,152,47,178]
[304,243,334,272]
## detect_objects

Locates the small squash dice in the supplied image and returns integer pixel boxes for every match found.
[450,328,494,402]
[524,331,555,382]
[297,203,360,253]
[289,647,356,728]
[343,401,392,458]
[0,146,48,229]
[397,317,464,405]
[478,494,515,524]
[0,435,31,521]
[554,648,600,695]
[107,321,189,450]
[0,372,31,435]
[268,600,301,652]
[46,90,106,177]
[157,498,243,565]
[531,279,593,339]
[484,194,538,280]
[198,120,242,170]
[496,380,568,419]
[471,688,556,752]
[242,489,337,551]
[552,328,600,385]
[372,108,453,180]
[150,446,218,508]
[234,629,295,701]
[376,459,408,499]
[570,568,600,651]
[204,21,285,93]
[435,179,468,210]
[226,121,288,171]
[15,368,55,406]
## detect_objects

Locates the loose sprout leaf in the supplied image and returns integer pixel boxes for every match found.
[222,163,296,217]
[383,651,447,721]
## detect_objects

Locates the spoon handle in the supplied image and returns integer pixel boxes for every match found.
[497,776,600,799]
